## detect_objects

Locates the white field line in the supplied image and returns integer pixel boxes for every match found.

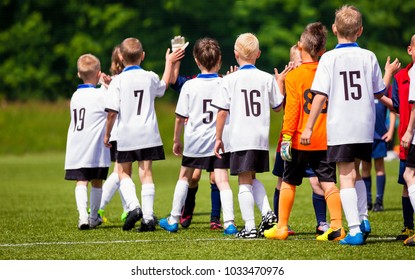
[0,236,397,247]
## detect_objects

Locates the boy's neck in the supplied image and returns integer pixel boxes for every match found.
[237,58,256,67]
[301,52,318,63]
[337,36,358,44]
[82,80,97,86]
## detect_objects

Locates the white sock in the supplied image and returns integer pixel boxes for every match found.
[238,184,255,231]
[119,189,128,212]
[170,180,189,223]
[90,186,102,219]
[355,179,368,221]
[252,179,272,216]
[220,189,234,226]
[100,172,120,210]
[119,178,140,211]
[340,188,361,232]
[141,183,155,222]
[75,184,88,220]
[408,184,415,210]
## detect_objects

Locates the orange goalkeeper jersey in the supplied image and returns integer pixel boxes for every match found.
[282,62,327,151]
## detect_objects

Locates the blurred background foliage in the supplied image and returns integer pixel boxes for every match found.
[0,0,414,101]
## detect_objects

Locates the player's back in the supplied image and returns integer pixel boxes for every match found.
[312,44,385,145]
[65,86,110,169]
[107,66,166,151]
[217,65,283,152]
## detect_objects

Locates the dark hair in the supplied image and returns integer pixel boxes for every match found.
[193,37,221,71]
[300,22,328,57]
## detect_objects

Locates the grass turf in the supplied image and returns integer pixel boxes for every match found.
[0,152,413,260]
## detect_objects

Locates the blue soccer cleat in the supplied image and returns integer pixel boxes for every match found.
[339,232,364,245]
[360,220,371,241]
[159,217,178,232]
[224,224,238,235]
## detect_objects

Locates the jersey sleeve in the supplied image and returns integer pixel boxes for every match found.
[211,79,230,110]
[105,76,121,112]
[371,54,386,95]
[150,71,167,98]
[409,68,415,103]
[311,55,331,97]
[175,83,190,118]
[269,76,284,110]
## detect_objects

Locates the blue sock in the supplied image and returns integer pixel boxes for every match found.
[273,188,280,220]
[312,192,326,225]
[375,175,385,203]
[402,196,414,229]
[363,176,372,205]
[210,183,221,219]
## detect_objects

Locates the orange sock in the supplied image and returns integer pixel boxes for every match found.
[277,182,296,228]
[325,186,342,229]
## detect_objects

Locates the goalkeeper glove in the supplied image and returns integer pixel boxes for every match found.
[280,134,292,162]
[171,35,189,52]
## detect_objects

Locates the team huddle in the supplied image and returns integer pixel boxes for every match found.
[64,4,415,246]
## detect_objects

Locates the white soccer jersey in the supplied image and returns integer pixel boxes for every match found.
[211,65,284,152]
[311,43,385,146]
[105,65,166,151]
[64,85,111,170]
[175,74,230,157]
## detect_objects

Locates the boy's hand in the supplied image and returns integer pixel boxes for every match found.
[226,65,239,75]
[171,35,189,52]
[166,47,185,63]
[214,139,225,159]
[173,141,183,156]
[280,134,292,161]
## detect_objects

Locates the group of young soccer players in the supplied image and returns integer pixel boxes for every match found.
[64,4,415,246]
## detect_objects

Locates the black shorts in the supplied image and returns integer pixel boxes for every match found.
[117,146,165,163]
[272,151,316,178]
[230,150,269,176]
[327,143,372,163]
[405,145,415,168]
[283,149,336,186]
[182,153,230,172]
[109,141,118,162]
[65,167,109,181]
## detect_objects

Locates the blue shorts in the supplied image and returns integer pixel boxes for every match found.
[372,139,387,159]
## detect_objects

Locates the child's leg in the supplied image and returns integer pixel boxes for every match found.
[277,182,296,229]
[214,168,234,229]
[404,166,415,210]
[338,162,361,235]
[118,162,141,211]
[100,164,120,211]
[361,160,373,209]
[320,182,342,229]
[354,160,369,222]
[139,160,156,222]
[274,177,282,219]
[75,181,89,222]
[238,172,255,231]
[309,176,327,227]
[181,169,200,217]
[90,179,103,220]
[252,178,273,216]
[210,172,222,224]
[169,166,194,224]
[374,157,386,207]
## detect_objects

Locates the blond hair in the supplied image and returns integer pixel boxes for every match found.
[110,45,124,76]
[234,33,259,60]
[77,54,101,81]
[334,5,362,40]
[120,37,143,65]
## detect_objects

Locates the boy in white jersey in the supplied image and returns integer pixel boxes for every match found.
[300,5,387,245]
[159,37,238,235]
[104,37,184,231]
[64,54,111,230]
[400,59,415,246]
[213,33,284,238]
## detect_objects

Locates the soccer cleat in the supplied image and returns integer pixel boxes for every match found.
[339,232,364,245]
[316,227,346,241]
[360,220,372,241]
[180,205,195,228]
[120,211,128,222]
[367,202,373,211]
[97,209,108,223]
[403,234,415,246]
[224,224,238,235]
[210,216,223,230]
[264,225,288,240]
[235,228,258,239]
[78,218,89,230]
[137,219,156,232]
[88,215,103,229]
[122,207,143,231]
[287,225,295,236]
[373,202,384,212]
[316,221,330,235]
[396,227,414,241]
[159,217,178,232]
[258,211,278,237]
